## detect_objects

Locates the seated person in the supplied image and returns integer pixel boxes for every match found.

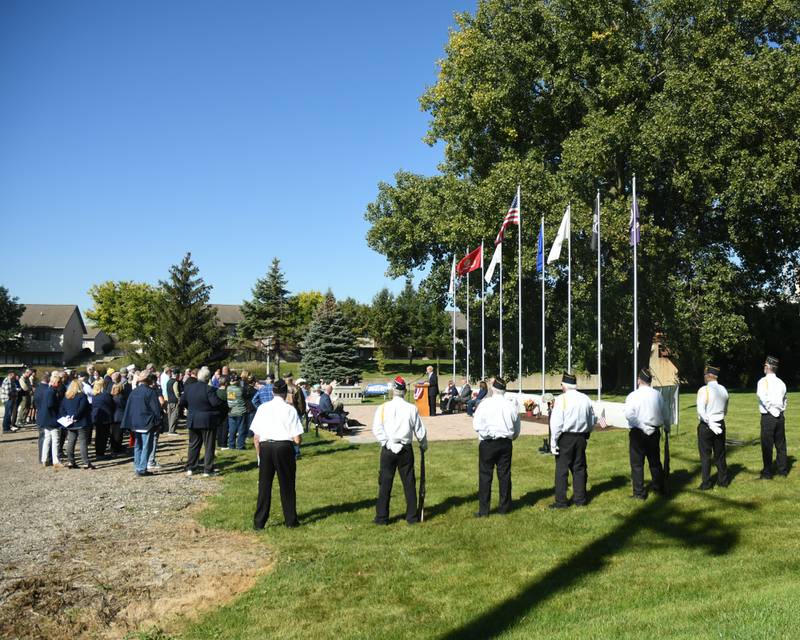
[466,379,488,417]
[319,384,348,422]
[452,378,472,412]
[440,380,459,413]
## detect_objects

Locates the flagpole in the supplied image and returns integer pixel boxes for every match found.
[517,185,522,392]
[466,247,470,382]
[567,202,572,374]
[541,217,545,397]
[481,240,485,381]
[596,190,602,402]
[452,289,456,386]
[499,245,504,378]
[632,175,638,390]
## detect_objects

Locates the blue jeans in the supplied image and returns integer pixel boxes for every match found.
[228,415,246,449]
[147,432,159,467]
[133,431,155,474]
[2,400,13,431]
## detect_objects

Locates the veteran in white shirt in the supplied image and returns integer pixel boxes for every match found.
[696,365,731,490]
[251,379,304,529]
[756,355,789,479]
[372,376,428,525]
[472,377,520,517]
[623,368,668,499]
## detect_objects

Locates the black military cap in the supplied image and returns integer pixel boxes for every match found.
[638,368,653,384]
[765,355,779,368]
[492,376,507,391]
[273,379,288,394]
[562,372,577,385]
[705,365,720,377]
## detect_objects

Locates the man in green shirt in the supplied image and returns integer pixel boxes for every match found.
[226,373,247,450]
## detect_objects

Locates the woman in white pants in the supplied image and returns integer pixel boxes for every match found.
[37,373,63,468]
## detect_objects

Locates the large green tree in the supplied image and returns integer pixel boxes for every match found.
[86,281,161,352]
[240,258,293,374]
[0,286,25,354]
[300,292,361,383]
[366,0,800,386]
[146,253,225,368]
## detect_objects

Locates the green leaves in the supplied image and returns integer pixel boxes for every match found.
[0,285,24,354]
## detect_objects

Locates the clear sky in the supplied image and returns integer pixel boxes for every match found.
[0,0,475,313]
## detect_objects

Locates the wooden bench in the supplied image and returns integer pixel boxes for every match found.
[307,403,347,438]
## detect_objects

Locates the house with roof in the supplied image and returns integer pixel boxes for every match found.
[82,327,114,355]
[0,304,88,366]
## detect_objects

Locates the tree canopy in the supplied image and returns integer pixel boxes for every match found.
[0,286,25,355]
[365,0,800,386]
[300,292,361,383]
[87,281,160,351]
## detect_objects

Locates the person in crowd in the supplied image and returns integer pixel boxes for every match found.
[252,373,275,407]
[110,378,127,454]
[623,368,669,500]
[91,379,115,459]
[181,366,227,476]
[121,371,163,477]
[252,379,303,529]
[26,369,38,424]
[453,378,472,413]
[466,380,488,417]
[216,375,230,448]
[145,375,166,471]
[16,368,34,428]
[472,376,520,517]
[756,355,789,479]
[548,372,597,509]
[297,379,310,399]
[226,373,247,450]
[78,372,94,404]
[2,371,18,433]
[307,384,321,406]
[696,365,730,490]
[103,368,115,392]
[372,376,428,525]
[160,367,172,399]
[284,373,307,421]
[210,368,222,388]
[319,384,347,423]
[59,379,94,469]
[33,372,51,461]
[440,380,459,414]
[165,368,181,434]
[36,373,61,467]
[425,365,439,417]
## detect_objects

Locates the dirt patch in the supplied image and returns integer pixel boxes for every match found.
[0,428,272,639]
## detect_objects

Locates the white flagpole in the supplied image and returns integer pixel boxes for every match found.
[517,185,522,392]
[481,241,485,381]
[541,216,545,397]
[499,244,504,378]
[466,248,470,382]
[597,190,602,402]
[632,175,638,390]
[452,288,456,385]
[567,202,572,374]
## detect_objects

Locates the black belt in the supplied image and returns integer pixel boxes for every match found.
[264,439,292,443]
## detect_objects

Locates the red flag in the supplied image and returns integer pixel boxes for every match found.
[456,246,482,276]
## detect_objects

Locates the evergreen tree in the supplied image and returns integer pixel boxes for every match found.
[0,286,25,354]
[146,253,225,368]
[301,291,361,383]
[240,258,293,375]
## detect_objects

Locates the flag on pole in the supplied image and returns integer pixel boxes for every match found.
[494,187,520,244]
[630,190,640,246]
[456,246,482,276]
[547,205,570,264]
[591,197,600,251]
[484,243,502,283]
[448,255,457,298]
[536,219,544,273]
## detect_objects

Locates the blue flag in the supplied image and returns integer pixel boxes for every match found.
[536,219,544,273]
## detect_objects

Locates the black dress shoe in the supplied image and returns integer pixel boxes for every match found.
[758,474,773,480]
[630,494,647,501]
[698,483,713,491]
[548,502,570,510]
[285,522,300,529]
[253,524,264,531]
[373,518,389,526]
[717,480,730,488]
[474,512,488,518]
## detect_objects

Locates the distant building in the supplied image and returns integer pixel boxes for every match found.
[210,304,244,339]
[82,327,114,355]
[0,304,87,366]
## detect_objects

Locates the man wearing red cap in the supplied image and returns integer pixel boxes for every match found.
[372,376,428,525]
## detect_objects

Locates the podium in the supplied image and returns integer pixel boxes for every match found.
[414,383,430,417]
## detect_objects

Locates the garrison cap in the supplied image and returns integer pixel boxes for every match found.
[562,372,577,386]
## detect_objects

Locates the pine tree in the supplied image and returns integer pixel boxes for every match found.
[301,291,361,383]
[146,253,225,368]
[240,258,293,374]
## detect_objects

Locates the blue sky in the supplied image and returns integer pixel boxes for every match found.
[0,0,475,312]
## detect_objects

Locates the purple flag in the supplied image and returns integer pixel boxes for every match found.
[630,192,640,246]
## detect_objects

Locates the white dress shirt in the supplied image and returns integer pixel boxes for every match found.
[549,388,596,452]
[373,396,427,453]
[473,391,521,441]
[624,385,668,435]
[757,373,787,417]
[697,380,729,435]
[250,396,304,442]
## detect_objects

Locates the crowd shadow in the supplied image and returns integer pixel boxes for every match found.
[425,491,479,521]
[299,497,375,524]
[438,462,746,640]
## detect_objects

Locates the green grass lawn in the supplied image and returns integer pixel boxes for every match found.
[169,391,799,638]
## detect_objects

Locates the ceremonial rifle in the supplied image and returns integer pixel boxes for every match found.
[663,427,671,496]
[417,448,426,522]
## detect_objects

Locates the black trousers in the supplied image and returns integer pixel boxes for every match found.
[94,422,110,457]
[375,444,417,524]
[254,441,298,528]
[187,428,216,474]
[554,433,588,506]
[478,438,513,515]
[216,419,229,448]
[110,422,125,452]
[428,391,437,416]
[697,421,729,487]
[629,428,664,497]
[760,413,788,477]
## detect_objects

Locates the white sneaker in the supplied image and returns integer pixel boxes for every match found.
[186,470,193,477]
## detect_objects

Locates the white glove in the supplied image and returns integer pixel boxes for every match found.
[387,442,403,454]
[709,424,723,436]
[551,445,559,456]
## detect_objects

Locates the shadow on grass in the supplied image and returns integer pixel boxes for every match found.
[439,461,745,640]
[425,492,479,521]
[299,498,375,524]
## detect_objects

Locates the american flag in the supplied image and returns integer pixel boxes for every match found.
[495,186,520,245]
